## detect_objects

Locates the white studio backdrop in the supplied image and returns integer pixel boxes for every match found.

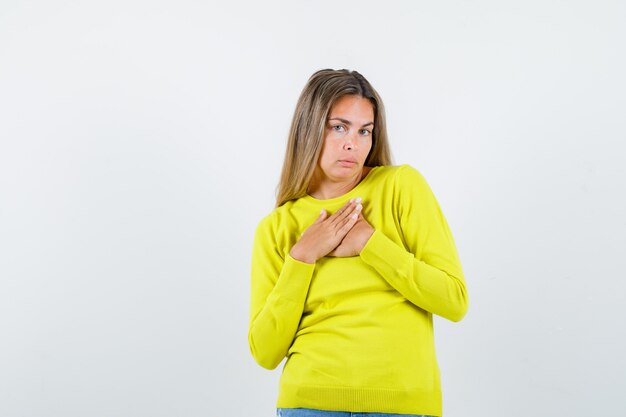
[1,1,625,416]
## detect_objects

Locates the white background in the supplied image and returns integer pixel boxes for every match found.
[1,1,625,416]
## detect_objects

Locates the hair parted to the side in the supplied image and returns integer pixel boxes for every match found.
[275,69,392,207]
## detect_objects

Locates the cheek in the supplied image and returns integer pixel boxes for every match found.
[363,140,373,156]
[318,142,334,165]
[321,141,340,159]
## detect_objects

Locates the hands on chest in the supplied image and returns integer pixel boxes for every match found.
[289,198,375,264]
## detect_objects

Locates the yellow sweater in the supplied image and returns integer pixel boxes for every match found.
[248,165,468,416]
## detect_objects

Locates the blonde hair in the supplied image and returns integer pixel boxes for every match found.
[276,69,392,207]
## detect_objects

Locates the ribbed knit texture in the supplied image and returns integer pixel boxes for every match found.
[248,165,468,416]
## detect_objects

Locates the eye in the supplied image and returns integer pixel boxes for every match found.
[332,124,346,132]
[359,129,371,136]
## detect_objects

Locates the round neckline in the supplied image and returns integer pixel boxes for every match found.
[301,166,382,206]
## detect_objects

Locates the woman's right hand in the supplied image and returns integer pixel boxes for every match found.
[289,198,363,264]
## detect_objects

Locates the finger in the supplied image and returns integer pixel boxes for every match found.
[327,200,354,223]
[344,202,363,223]
[314,209,327,224]
[302,210,327,237]
[335,197,359,215]
[333,203,360,233]
[337,209,360,234]
[330,198,362,226]
[334,203,362,229]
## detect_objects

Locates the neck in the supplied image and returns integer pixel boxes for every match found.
[307,166,372,200]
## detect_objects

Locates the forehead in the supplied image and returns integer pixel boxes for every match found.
[329,95,374,118]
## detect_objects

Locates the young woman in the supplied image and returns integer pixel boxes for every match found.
[248,69,469,417]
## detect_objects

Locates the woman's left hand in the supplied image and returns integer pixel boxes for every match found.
[328,213,375,258]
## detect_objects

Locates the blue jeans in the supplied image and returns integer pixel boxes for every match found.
[277,408,435,417]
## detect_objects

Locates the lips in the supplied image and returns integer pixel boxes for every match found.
[338,159,357,167]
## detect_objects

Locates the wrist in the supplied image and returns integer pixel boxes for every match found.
[289,247,317,264]
[358,228,376,254]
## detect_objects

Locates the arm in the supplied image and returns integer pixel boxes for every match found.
[359,166,469,322]
[248,202,363,369]
[248,217,315,370]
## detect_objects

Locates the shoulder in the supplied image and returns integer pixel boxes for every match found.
[396,164,428,184]
[386,165,440,214]
[254,199,297,236]
[371,163,424,177]
[373,164,431,190]
[252,209,282,252]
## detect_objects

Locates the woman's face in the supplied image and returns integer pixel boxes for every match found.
[316,95,374,184]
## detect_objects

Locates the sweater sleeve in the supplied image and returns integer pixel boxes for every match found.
[360,165,469,322]
[248,215,316,370]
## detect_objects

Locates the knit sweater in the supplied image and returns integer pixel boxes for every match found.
[248,164,468,416]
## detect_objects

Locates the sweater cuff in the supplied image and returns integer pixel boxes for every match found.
[360,229,412,272]
[272,254,316,302]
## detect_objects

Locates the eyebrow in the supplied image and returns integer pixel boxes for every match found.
[328,117,374,127]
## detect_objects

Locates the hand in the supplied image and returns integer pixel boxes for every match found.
[328,212,375,258]
[289,199,363,264]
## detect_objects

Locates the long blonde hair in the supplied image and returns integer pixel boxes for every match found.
[276,69,392,207]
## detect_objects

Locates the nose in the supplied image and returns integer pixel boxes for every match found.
[343,132,358,150]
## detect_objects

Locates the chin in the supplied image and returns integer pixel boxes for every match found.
[331,166,361,178]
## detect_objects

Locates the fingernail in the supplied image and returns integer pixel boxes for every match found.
[349,198,354,203]
[355,197,362,203]
[356,204,362,210]
[351,213,358,219]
